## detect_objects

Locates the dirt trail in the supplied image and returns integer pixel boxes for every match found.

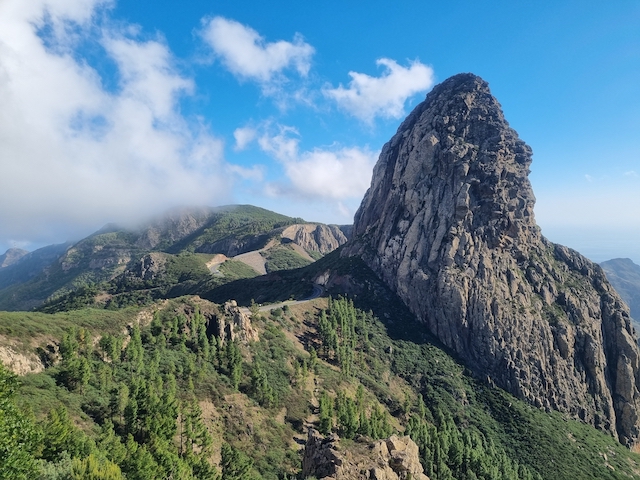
[231,238,281,275]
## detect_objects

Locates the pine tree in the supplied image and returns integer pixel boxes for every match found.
[225,341,243,390]
[251,361,275,407]
[319,391,333,434]
[71,453,124,480]
[41,405,89,461]
[220,443,253,480]
[0,362,41,479]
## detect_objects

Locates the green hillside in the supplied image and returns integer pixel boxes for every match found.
[164,204,303,254]
[0,206,312,312]
[2,255,640,479]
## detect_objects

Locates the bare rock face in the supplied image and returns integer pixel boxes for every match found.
[0,341,45,375]
[132,252,167,281]
[172,298,258,345]
[0,248,29,268]
[220,300,259,343]
[281,224,349,254]
[302,429,429,480]
[343,73,640,445]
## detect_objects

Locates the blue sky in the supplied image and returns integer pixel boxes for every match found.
[0,0,638,263]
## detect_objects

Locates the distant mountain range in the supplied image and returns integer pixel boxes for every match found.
[0,205,349,311]
[0,242,73,293]
[601,258,640,327]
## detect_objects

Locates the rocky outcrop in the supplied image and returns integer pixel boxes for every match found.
[343,73,640,445]
[0,341,44,375]
[281,224,349,254]
[219,300,259,343]
[132,252,168,281]
[302,429,429,480]
[192,232,271,257]
[168,297,258,345]
[0,248,28,268]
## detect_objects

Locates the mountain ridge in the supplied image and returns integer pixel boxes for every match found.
[0,205,349,311]
[0,247,28,268]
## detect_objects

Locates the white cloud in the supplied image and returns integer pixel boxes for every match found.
[324,58,434,123]
[233,126,257,151]
[585,174,593,182]
[201,16,314,85]
[103,35,194,118]
[0,0,233,247]
[226,164,264,182]
[257,125,300,162]
[257,125,377,200]
[624,170,638,178]
[284,147,376,200]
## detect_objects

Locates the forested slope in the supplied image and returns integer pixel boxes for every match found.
[2,276,640,478]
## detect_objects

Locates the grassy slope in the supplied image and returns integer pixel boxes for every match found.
[0,308,136,350]
[2,249,640,478]
[165,205,303,254]
[262,245,314,273]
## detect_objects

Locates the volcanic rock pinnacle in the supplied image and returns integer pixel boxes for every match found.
[344,73,640,445]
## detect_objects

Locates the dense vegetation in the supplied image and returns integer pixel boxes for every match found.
[37,252,264,313]
[262,246,313,273]
[2,292,639,479]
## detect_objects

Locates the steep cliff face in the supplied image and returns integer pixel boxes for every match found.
[343,73,640,445]
[281,224,348,254]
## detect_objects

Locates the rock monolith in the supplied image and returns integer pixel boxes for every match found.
[344,73,640,445]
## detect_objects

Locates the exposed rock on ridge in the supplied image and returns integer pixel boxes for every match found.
[0,248,29,268]
[220,300,259,343]
[302,429,429,480]
[343,73,640,445]
[281,224,349,254]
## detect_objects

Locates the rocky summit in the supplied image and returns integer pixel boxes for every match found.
[343,73,640,445]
